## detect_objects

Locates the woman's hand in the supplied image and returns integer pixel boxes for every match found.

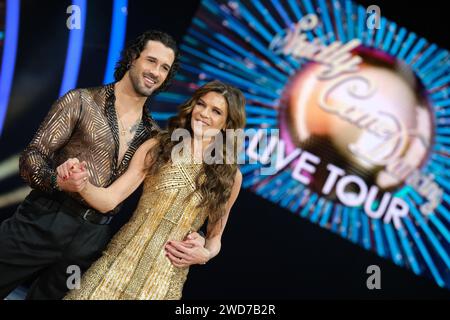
[164,233,210,268]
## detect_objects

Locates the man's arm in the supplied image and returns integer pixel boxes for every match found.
[19,89,82,193]
[165,170,243,267]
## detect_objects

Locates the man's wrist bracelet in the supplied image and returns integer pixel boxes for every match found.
[51,173,62,191]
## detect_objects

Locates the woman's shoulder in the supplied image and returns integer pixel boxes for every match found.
[131,139,159,167]
[235,168,242,186]
[138,138,159,152]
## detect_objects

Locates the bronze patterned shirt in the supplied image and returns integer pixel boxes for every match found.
[19,83,160,208]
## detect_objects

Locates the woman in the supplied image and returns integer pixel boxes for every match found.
[62,80,246,299]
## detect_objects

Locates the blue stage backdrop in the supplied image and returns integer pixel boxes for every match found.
[147,0,450,289]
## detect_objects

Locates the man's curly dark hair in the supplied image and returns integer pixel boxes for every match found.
[114,30,180,94]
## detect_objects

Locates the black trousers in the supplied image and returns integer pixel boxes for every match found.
[0,190,111,300]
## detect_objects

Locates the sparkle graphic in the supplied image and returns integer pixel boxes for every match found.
[150,0,449,288]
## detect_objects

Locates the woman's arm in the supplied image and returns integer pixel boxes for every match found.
[164,169,243,267]
[71,138,157,213]
[203,169,243,261]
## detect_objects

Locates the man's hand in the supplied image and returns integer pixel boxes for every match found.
[164,232,209,268]
[183,231,206,248]
[56,158,89,193]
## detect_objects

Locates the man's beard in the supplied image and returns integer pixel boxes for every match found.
[129,67,159,97]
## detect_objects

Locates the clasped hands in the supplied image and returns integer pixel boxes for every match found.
[56,158,210,267]
[56,158,89,193]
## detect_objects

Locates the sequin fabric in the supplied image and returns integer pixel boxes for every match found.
[64,161,208,300]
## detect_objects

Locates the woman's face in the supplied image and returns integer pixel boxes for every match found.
[190,91,229,138]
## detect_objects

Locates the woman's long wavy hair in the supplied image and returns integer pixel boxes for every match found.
[146,81,246,223]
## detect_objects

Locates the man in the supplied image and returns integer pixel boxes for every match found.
[0,30,203,300]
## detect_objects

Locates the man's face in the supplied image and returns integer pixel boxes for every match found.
[128,40,175,97]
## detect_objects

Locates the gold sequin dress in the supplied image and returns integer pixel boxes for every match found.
[64,161,206,300]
